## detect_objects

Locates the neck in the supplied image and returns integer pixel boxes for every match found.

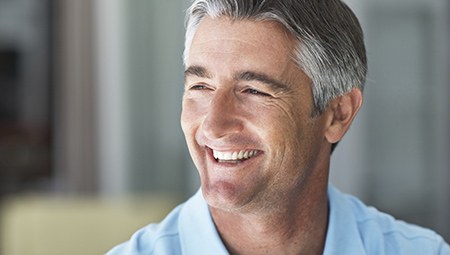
[210,181,329,255]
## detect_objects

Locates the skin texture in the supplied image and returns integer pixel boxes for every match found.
[181,17,362,255]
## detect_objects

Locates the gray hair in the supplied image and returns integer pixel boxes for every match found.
[184,0,367,116]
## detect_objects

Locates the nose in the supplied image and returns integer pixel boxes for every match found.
[201,90,244,140]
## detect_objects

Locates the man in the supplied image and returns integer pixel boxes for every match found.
[108,0,450,254]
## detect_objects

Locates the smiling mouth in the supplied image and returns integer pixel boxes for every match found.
[212,149,260,163]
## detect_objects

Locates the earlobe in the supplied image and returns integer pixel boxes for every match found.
[325,88,363,144]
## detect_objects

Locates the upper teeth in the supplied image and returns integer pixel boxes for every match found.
[213,150,258,161]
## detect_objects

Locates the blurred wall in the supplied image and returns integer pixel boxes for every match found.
[0,0,53,196]
[121,0,194,196]
[53,0,97,194]
[94,0,195,197]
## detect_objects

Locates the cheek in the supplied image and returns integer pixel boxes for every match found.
[181,98,204,134]
[257,109,299,160]
[262,104,317,161]
[262,103,302,140]
[180,102,203,164]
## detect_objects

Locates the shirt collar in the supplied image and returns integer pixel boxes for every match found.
[179,185,367,255]
[323,184,367,255]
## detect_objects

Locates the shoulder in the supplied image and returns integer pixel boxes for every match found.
[106,203,184,255]
[345,193,450,254]
[106,189,225,255]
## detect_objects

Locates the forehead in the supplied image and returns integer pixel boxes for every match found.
[187,17,296,66]
[185,17,313,93]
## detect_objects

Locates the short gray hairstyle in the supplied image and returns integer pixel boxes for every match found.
[184,0,367,116]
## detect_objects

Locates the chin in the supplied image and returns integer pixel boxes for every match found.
[201,181,252,211]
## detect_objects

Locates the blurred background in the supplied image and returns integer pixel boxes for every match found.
[0,0,448,254]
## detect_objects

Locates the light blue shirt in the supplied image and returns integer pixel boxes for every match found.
[107,185,450,254]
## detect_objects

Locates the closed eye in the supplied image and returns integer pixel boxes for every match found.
[243,88,271,97]
[191,85,206,90]
[188,84,212,91]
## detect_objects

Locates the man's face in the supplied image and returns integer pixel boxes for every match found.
[181,17,330,212]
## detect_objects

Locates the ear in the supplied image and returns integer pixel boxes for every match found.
[324,88,363,144]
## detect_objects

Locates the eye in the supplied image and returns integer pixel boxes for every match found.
[188,84,211,91]
[191,84,206,90]
[243,88,270,97]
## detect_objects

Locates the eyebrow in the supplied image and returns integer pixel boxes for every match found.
[184,65,289,92]
[184,65,211,81]
[235,71,289,92]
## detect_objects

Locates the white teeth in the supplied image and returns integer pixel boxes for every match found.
[213,149,259,161]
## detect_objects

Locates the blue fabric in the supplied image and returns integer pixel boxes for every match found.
[106,185,450,255]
